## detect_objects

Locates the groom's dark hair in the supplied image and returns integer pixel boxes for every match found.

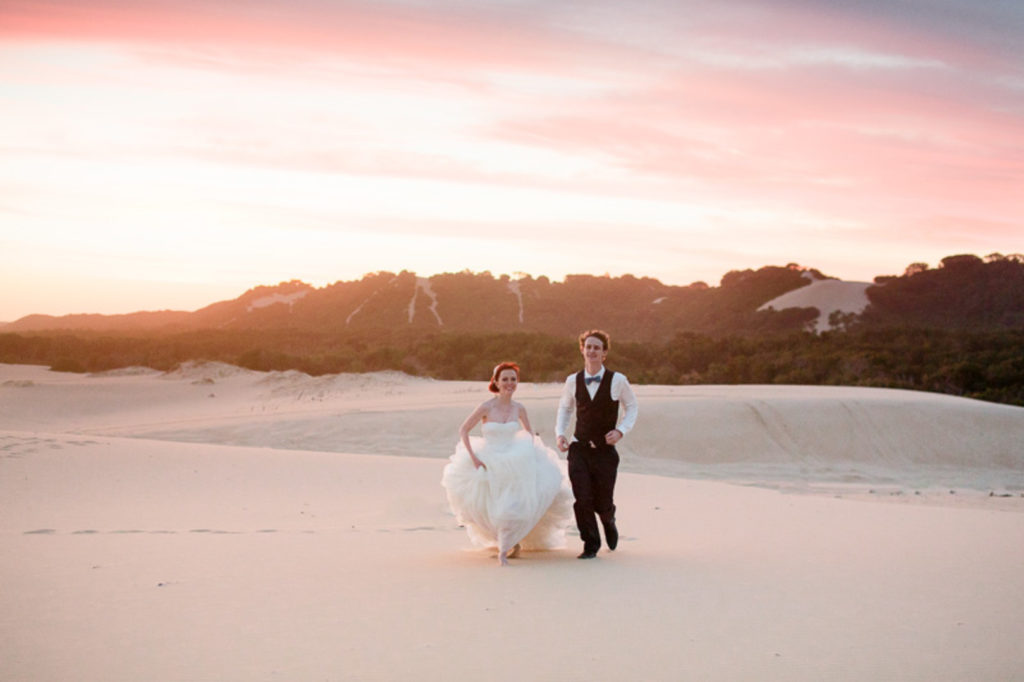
[578,329,610,351]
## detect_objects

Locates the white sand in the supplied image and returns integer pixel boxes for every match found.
[759,278,872,332]
[2,362,1023,681]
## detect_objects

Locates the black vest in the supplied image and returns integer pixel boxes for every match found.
[573,370,619,444]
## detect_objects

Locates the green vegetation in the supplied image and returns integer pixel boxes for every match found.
[864,254,1024,329]
[2,325,1022,407]
[2,254,1021,407]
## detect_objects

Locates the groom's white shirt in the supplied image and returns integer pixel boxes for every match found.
[555,365,638,442]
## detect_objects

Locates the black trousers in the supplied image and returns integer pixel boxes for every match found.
[567,441,619,552]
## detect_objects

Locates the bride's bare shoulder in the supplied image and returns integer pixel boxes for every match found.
[477,397,500,419]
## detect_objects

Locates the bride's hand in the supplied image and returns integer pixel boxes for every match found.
[471,455,487,470]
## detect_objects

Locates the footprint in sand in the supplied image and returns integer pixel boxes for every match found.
[26,527,318,536]
[1,436,100,458]
[1,436,42,457]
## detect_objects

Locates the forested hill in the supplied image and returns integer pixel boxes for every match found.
[2,254,1022,405]
[4,254,1023,340]
[862,254,1024,329]
[3,265,827,341]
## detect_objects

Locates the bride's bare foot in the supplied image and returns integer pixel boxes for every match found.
[508,543,521,559]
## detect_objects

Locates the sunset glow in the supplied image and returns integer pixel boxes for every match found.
[1,0,1021,320]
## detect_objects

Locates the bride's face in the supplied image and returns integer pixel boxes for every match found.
[496,369,518,395]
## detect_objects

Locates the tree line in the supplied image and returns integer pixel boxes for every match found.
[3,254,1021,406]
[3,325,1022,407]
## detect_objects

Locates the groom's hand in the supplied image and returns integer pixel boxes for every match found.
[604,429,622,445]
[556,435,569,452]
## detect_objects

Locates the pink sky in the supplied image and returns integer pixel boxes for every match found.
[1,0,1021,320]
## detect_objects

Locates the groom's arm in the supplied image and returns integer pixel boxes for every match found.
[612,374,638,436]
[555,375,575,451]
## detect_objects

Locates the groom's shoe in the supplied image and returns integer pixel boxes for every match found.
[577,549,598,560]
[603,519,619,551]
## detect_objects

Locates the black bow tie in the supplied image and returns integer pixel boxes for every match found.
[585,375,602,385]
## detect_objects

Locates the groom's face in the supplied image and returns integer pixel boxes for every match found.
[581,336,607,365]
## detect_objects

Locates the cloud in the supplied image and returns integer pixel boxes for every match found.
[0,0,585,70]
[1,0,1021,318]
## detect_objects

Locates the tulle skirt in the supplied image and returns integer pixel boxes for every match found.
[442,423,573,552]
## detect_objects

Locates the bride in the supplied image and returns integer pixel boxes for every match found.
[441,362,573,565]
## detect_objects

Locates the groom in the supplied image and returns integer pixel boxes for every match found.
[556,329,639,559]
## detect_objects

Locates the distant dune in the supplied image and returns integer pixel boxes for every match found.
[2,362,1021,491]
[759,275,872,332]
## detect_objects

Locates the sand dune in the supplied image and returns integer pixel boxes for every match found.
[759,277,872,332]
[4,362,1020,494]
[2,363,1023,681]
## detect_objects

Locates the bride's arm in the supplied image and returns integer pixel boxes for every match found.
[459,403,489,469]
[517,402,534,435]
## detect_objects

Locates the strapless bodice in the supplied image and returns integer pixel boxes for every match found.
[481,420,522,444]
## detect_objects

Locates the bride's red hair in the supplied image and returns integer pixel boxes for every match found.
[488,362,520,393]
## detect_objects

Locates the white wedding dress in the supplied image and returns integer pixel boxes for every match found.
[442,420,573,553]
